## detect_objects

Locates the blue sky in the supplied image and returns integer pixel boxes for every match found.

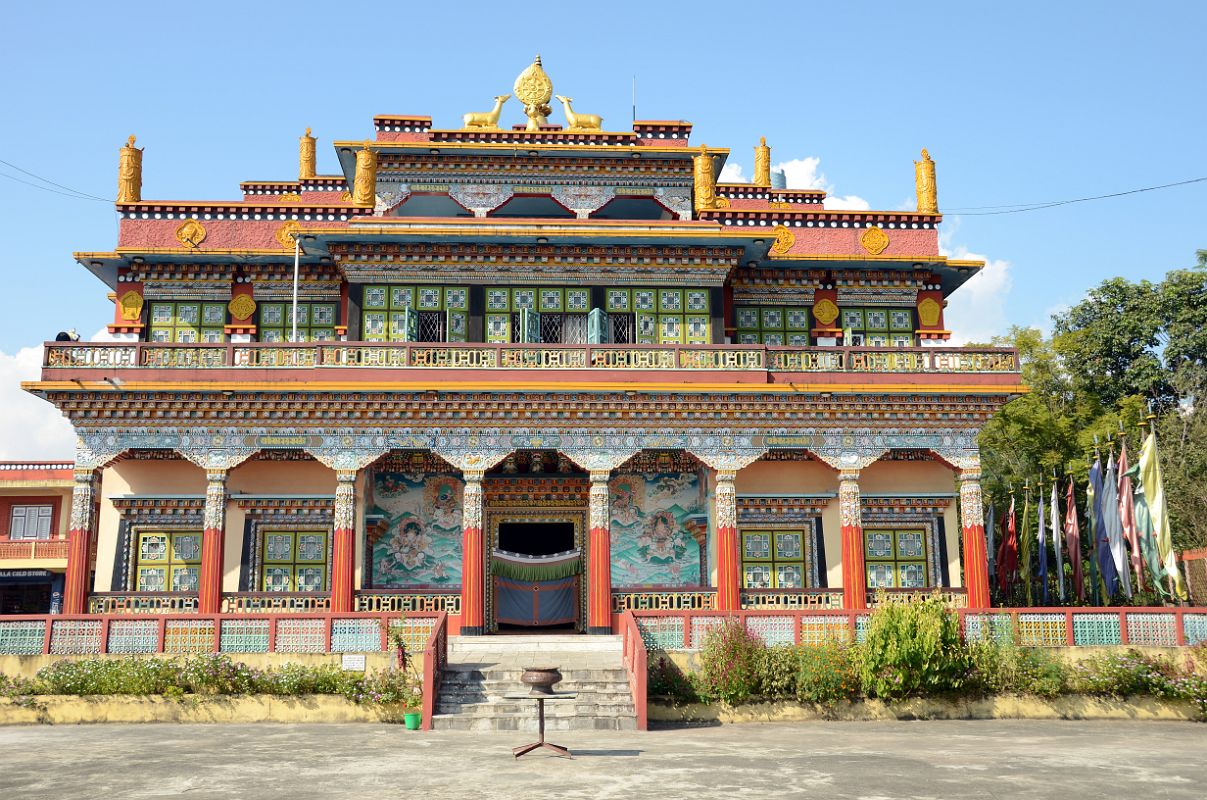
[1,1,1204,457]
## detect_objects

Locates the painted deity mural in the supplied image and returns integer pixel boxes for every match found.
[369,472,463,587]
[609,471,708,587]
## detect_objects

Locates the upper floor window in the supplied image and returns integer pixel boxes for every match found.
[259,302,337,342]
[362,285,468,343]
[605,288,710,345]
[486,287,591,344]
[740,529,809,589]
[864,528,928,589]
[135,530,201,592]
[735,305,811,346]
[8,505,53,540]
[148,302,226,343]
[262,530,329,592]
[840,308,915,347]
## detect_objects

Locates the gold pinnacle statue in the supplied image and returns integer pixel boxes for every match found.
[352,143,377,207]
[117,135,143,204]
[914,148,938,213]
[693,144,719,214]
[299,127,317,180]
[754,137,771,187]
[514,55,553,132]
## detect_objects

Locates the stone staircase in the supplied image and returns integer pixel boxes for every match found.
[432,635,637,731]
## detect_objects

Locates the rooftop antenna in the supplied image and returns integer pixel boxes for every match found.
[632,75,637,125]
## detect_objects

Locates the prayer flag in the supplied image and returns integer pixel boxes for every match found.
[1037,484,1049,605]
[1050,481,1065,601]
[986,503,997,585]
[1117,441,1144,591]
[996,496,1017,594]
[1102,454,1133,599]
[1089,456,1120,599]
[1063,477,1084,601]
[1139,431,1188,600]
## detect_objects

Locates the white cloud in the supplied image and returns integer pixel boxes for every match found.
[774,157,870,211]
[0,344,76,460]
[719,162,747,183]
[940,242,1013,345]
[822,194,871,211]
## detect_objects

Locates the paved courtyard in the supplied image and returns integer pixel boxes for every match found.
[0,720,1204,799]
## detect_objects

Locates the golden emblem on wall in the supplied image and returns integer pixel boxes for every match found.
[859,226,889,255]
[228,294,257,321]
[275,220,303,249]
[812,298,839,326]
[175,219,206,249]
[918,297,942,327]
[278,192,301,203]
[340,190,353,202]
[768,225,795,257]
[514,55,554,131]
[117,290,144,322]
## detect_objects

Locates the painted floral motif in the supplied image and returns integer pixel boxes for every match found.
[370,472,463,587]
[609,471,706,587]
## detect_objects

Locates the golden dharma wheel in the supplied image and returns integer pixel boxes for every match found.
[513,55,553,107]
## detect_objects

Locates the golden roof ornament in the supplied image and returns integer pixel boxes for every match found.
[754,137,771,187]
[352,143,377,207]
[299,127,316,180]
[692,145,720,214]
[914,148,938,213]
[514,55,553,131]
[462,95,511,130]
[117,135,143,204]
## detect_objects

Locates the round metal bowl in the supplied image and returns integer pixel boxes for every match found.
[520,666,563,696]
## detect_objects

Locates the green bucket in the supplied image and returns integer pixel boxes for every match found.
[403,711,422,730]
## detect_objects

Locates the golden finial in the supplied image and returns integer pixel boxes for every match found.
[914,147,938,213]
[754,136,771,187]
[299,127,317,180]
[514,55,553,131]
[693,144,718,214]
[117,135,143,204]
[352,142,377,207]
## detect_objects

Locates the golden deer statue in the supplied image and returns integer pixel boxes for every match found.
[462,94,511,129]
[555,95,603,131]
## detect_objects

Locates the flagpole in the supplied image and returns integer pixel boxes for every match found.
[291,234,300,343]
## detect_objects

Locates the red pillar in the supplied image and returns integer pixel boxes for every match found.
[839,471,867,610]
[715,470,740,611]
[198,469,227,614]
[960,469,991,609]
[460,471,485,635]
[330,470,358,613]
[62,469,97,615]
[587,471,613,633]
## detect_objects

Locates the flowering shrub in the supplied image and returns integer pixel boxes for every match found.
[796,641,860,705]
[697,618,763,705]
[858,594,970,699]
[755,645,800,699]
[1067,650,1180,697]
[968,641,1067,698]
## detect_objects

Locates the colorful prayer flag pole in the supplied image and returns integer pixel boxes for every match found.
[1089,453,1120,600]
[1139,428,1188,601]
[1050,480,1064,602]
[1037,480,1049,605]
[1063,476,1084,601]
[1103,452,1133,599]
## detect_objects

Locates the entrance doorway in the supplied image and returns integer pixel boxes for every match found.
[488,511,585,633]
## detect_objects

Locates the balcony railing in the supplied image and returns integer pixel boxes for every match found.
[43,342,1020,376]
[0,539,70,561]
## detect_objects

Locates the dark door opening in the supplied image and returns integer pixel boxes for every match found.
[498,522,574,556]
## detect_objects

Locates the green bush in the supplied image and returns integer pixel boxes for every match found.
[755,645,800,699]
[796,641,861,705]
[968,642,1067,698]
[1067,650,1180,697]
[697,618,763,705]
[858,594,971,699]
[647,655,699,703]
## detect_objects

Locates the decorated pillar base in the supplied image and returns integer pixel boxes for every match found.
[714,470,740,612]
[330,470,357,613]
[198,470,228,614]
[839,471,868,610]
[460,471,486,636]
[959,468,991,609]
[63,469,98,615]
[587,471,612,634]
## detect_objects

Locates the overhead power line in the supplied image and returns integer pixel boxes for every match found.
[945,176,1207,216]
[0,157,112,202]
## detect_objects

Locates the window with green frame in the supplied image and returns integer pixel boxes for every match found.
[261,530,328,592]
[148,301,226,343]
[864,528,928,589]
[839,307,915,347]
[740,529,807,589]
[485,286,592,343]
[605,288,710,344]
[735,305,811,345]
[361,285,468,342]
[258,301,337,342]
[135,530,202,592]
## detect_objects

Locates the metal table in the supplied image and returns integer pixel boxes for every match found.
[503,692,578,759]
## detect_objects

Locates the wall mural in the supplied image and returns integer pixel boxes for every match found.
[369,472,463,587]
[609,471,708,587]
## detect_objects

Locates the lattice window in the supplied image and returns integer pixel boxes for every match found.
[1072,613,1122,646]
[220,619,270,653]
[275,618,326,653]
[963,613,1014,644]
[745,615,796,646]
[735,305,811,346]
[1017,613,1066,647]
[607,288,710,345]
[362,284,467,342]
[8,504,53,540]
[688,615,726,649]
[49,619,103,655]
[741,529,808,589]
[0,620,47,655]
[1185,614,1207,646]
[136,530,202,592]
[259,301,337,342]
[634,616,686,650]
[1125,613,1177,647]
[331,619,383,653]
[487,287,592,344]
[164,620,215,653]
[387,618,436,654]
[148,301,226,343]
[864,528,928,589]
[262,530,328,592]
[799,617,851,645]
[107,620,160,654]
[839,307,915,347]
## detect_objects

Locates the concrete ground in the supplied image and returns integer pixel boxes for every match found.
[0,720,1204,799]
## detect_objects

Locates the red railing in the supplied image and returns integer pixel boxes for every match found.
[619,611,648,731]
[420,611,448,732]
[0,540,70,560]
